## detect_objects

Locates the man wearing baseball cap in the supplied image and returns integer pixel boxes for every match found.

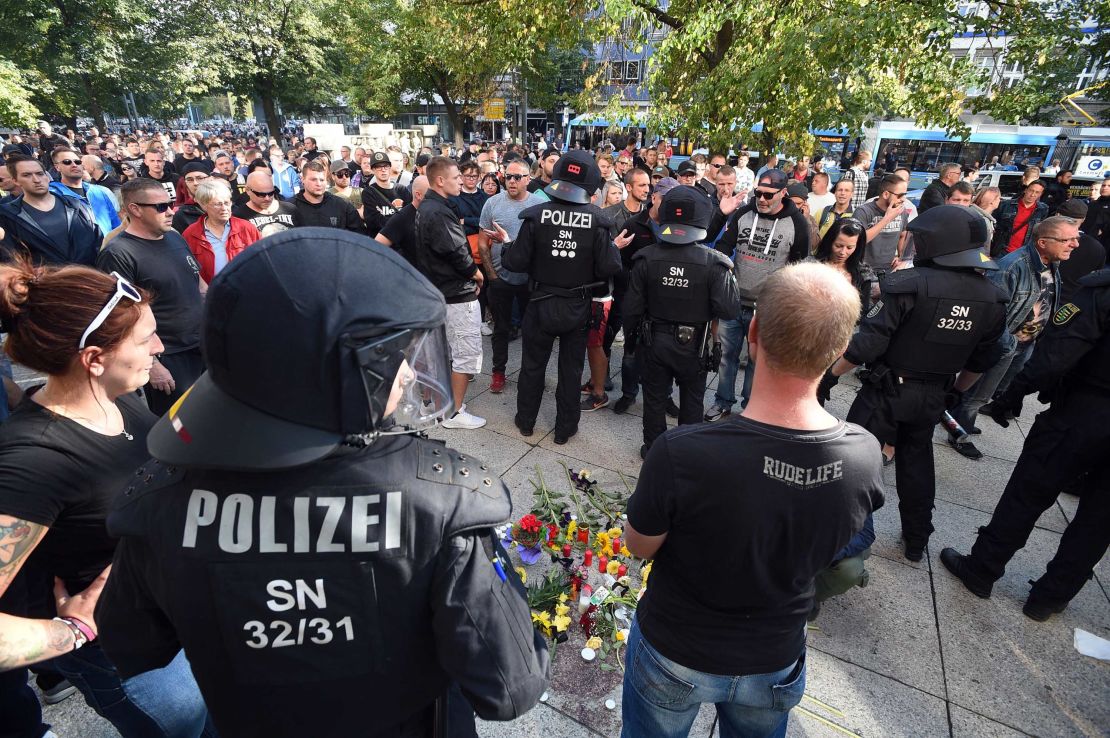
[703,168,812,422]
[96,228,548,737]
[622,185,740,458]
[527,148,560,194]
[361,150,411,237]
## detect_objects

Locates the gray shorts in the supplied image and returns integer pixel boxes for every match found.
[445,300,483,374]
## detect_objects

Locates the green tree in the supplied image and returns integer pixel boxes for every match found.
[207,0,338,138]
[501,0,1100,156]
[0,58,43,128]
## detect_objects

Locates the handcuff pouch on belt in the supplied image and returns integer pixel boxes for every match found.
[860,364,898,397]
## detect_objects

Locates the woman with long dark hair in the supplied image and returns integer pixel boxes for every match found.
[811,217,875,314]
[0,258,214,737]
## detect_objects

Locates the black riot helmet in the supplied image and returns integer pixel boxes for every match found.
[147,228,453,471]
[544,150,602,205]
[658,185,713,244]
[908,204,998,270]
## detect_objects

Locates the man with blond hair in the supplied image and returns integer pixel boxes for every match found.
[621,262,884,738]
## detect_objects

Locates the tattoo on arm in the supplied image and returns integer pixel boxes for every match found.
[0,616,75,671]
[0,516,47,597]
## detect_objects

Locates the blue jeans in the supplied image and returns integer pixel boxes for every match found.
[621,619,806,738]
[713,307,756,411]
[53,646,216,738]
[952,339,1032,431]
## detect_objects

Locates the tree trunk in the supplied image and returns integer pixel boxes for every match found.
[80,75,107,132]
[443,96,465,149]
[256,75,282,143]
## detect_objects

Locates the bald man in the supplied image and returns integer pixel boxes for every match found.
[231,170,301,237]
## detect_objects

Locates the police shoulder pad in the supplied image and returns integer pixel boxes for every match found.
[111,459,187,514]
[879,269,921,294]
[518,202,549,221]
[1078,266,1110,288]
[631,244,656,262]
[705,247,734,270]
[416,439,500,499]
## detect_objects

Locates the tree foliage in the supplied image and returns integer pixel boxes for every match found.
[0,58,43,128]
[532,0,1103,155]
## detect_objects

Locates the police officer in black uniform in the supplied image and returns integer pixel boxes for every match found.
[818,206,1007,562]
[622,186,741,459]
[502,150,623,444]
[941,267,1110,620]
[95,229,548,738]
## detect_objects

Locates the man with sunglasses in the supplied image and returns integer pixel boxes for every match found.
[232,169,301,237]
[702,169,811,422]
[97,178,204,415]
[47,146,121,237]
[328,159,363,216]
[697,153,727,201]
[853,174,911,282]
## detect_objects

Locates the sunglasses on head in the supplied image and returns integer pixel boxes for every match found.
[79,272,142,349]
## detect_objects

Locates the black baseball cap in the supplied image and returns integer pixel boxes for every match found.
[545,150,600,205]
[658,186,712,244]
[541,148,561,162]
[908,205,997,270]
[675,160,698,176]
[415,153,431,168]
[757,169,788,190]
[148,229,448,471]
[785,182,810,200]
[369,151,391,168]
[181,160,214,176]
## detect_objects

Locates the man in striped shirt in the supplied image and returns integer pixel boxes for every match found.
[839,150,873,211]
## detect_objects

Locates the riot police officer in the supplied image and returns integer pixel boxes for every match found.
[622,185,741,459]
[502,150,624,444]
[941,267,1110,621]
[818,205,1007,562]
[95,229,548,738]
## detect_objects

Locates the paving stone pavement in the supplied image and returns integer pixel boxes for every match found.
[33,337,1109,737]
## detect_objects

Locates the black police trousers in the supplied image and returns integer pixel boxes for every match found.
[847,378,948,547]
[640,333,706,447]
[967,388,1110,604]
[516,295,590,436]
[487,279,530,374]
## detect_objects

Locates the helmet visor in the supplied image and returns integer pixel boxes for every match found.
[390,326,454,430]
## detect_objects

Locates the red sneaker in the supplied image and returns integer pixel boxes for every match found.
[490,371,506,393]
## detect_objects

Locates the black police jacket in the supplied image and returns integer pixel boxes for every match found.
[1004,267,1110,398]
[502,199,622,290]
[95,435,549,738]
[844,266,1007,377]
[415,190,481,302]
[622,242,740,340]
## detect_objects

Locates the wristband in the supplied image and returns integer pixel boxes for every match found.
[61,616,96,644]
[53,617,87,650]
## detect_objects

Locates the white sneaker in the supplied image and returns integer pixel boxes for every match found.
[441,404,487,429]
[481,321,494,336]
[613,328,624,345]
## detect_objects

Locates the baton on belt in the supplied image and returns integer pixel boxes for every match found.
[433,691,448,738]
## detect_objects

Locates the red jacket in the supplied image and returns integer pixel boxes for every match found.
[182,216,261,283]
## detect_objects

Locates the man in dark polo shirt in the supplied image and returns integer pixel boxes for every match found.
[97,178,203,416]
[621,262,884,737]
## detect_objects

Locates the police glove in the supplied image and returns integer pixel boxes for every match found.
[816,369,839,406]
[980,390,1024,429]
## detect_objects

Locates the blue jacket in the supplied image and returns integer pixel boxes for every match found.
[48,180,121,236]
[990,238,1060,351]
[271,163,301,200]
[992,199,1047,256]
[834,513,875,562]
[0,194,104,266]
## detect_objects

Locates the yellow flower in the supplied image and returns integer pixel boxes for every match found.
[586,636,602,650]
[594,531,611,552]
[620,545,631,557]
[606,559,621,576]
[558,593,568,604]
[641,562,652,587]
[515,567,527,585]
[566,520,578,538]
[553,614,571,632]
[607,527,622,538]
[532,611,553,637]
[615,629,626,642]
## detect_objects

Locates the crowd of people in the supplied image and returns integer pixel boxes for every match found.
[0,119,1107,738]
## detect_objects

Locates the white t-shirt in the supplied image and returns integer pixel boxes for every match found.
[808,192,835,215]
